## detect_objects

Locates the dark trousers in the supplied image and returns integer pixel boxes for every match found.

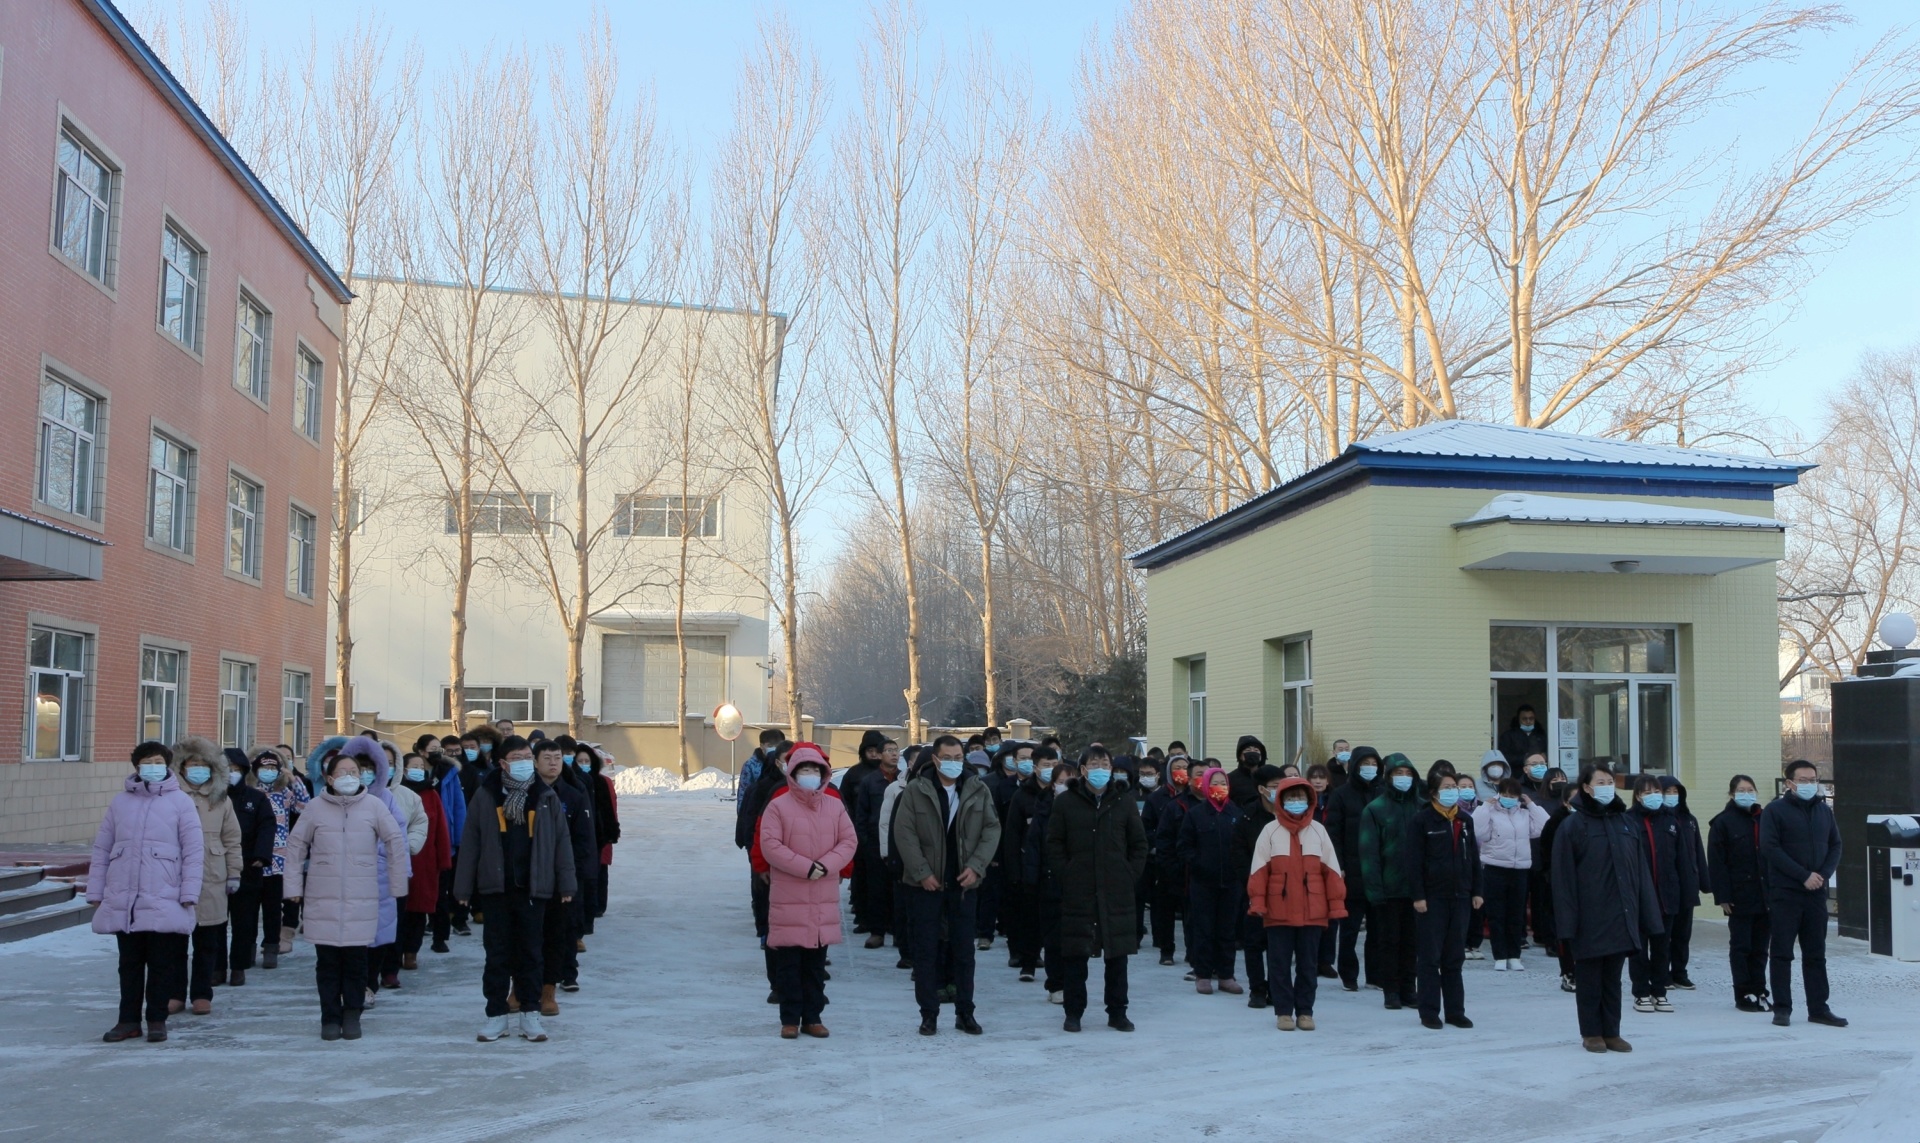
[1465,900,1485,951]
[1039,894,1063,990]
[477,889,544,1018]
[772,945,828,1025]
[256,874,284,952]
[1371,898,1418,1001]
[1414,897,1470,1020]
[1265,925,1323,1016]
[432,868,455,945]
[1768,891,1831,1017]
[892,881,913,956]
[975,864,1004,941]
[1628,914,1675,999]
[588,862,609,919]
[1058,952,1129,1018]
[1187,878,1241,980]
[542,894,583,985]
[1528,867,1555,943]
[751,871,771,939]
[1334,888,1376,987]
[1728,911,1772,999]
[366,942,399,991]
[1149,865,1182,954]
[1483,866,1530,960]
[1574,953,1626,1038]
[578,866,601,936]
[399,911,430,957]
[229,879,263,970]
[1667,906,1695,981]
[314,943,368,1025]
[186,922,225,1001]
[1240,911,1269,992]
[862,851,894,935]
[849,845,869,927]
[909,885,978,1018]
[1005,881,1042,971]
[115,931,186,1025]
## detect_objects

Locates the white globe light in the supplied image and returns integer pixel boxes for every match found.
[1881,612,1918,650]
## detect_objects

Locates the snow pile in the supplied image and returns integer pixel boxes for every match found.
[610,765,735,796]
[682,767,732,791]
[1819,1060,1920,1142]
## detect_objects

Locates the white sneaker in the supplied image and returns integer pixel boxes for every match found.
[1653,996,1675,1013]
[1509,957,1526,971]
[364,988,377,1010]
[1633,997,1656,1013]
[1048,991,1064,1006]
[1464,949,1484,961]
[477,1015,510,1042]
[520,1011,548,1041]
[1493,959,1508,971]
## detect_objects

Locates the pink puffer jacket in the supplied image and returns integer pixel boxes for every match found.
[87,773,205,935]
[760,769,858,950]
[283,789,410,947]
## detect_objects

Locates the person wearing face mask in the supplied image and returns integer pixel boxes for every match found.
[353,739,421,998]
[578,743,621,929]
[1760,760,1846,1028]
[1709,775,1773,1013]
[892,734,1002,1036]
[1147,755,1196,969]
[1537,776,1579,992]
[1498,705,1548,772]
[1358,754,1423,1010]
[1177,766,1247,995]
[1227,736,1269,813]
[455,735,577,1043]
[285,752,410,1040]
[1045,747,1150,1032]
[1001,744,1050,981]
[1130,758,1162,950]
[88,742,203,1043]
[851,736,902,950]
[842,731,888,939]
[1625,774,1688,1013]
[425,737,466,952]
[248,748,304,969]
[398,753,453,974]
[1029,757,1079,1002]
[1326,741,1352,789]
[536,739,599,1007]
[1249,774,1347,1030]
[1231,765,1286,1008]
[976,741,1023,955]
[218,749,276,989]
[1551,763,1663,1052]
[1453,774,1488,961]
[877,745,923,971]
[758,745,858,1038]
[168,738,243,1018]
[1658,776,1707,991]
[1408,768,1483,1030]
[1323,746,1382,992]
[1471,778,1548,971]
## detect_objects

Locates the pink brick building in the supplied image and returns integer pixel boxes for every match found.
[0,0,348,842]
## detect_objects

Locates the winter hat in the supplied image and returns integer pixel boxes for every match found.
[1198,765,1229,793]
[1235,735,1267,765]
[1383,752,1417,777]
[785,742,830,778]
[966,749,990,769]
[1351,746,1381,765]
[858,729,889,758]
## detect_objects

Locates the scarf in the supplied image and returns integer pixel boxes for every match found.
[502,772,533,826]
[1433,801,1459,821]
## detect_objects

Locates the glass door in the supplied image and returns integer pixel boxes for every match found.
[1557,678,1631,771]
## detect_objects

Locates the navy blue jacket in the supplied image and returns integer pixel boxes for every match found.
[1176,797,1243,883]
[1759,792,1841,896]
[1707,801,1768,916]
[1406,804,1484,902]
[1626,805,1694,916]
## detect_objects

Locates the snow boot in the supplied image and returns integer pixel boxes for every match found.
[341,1011,362,1040]
[539,984,560,1017]
[402,953,418,971]
[227,969,246,986]
[102,1022,143,1043]
[1582,1036,1607,1053]
[145,1021,168,1043]
[1195,978,1214,995]
[278,925,295,954]
[1274,1014,1295,1031]
[190,999,211,1016]
[261,946,278,970]
[1296,1015,1316,1031]
[1604,1036,1633,1052]
[322,1023,343,1042]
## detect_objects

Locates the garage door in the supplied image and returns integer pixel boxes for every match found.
[601,633,726,722]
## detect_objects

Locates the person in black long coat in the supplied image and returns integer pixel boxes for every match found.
[1025,758,1078,1002]
[1001,745,1048,981]
[1322,747,1381,991]
[1707,774,1771,1012]
[1625,774,1695,1012]
[1230,765,1284,1008]
[1407,766,1483,1030]
[1759,759,1846,1028]
[1659,776,1707,990]
[222,749,278,985]
[840,731,887,937]
[1552,765,1664,1053]
[1177,766,1246,994]
[1150,759,1200,968]
[1045,751,1149,1032]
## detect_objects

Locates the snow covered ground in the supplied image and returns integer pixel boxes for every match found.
[4,795,1918,1143]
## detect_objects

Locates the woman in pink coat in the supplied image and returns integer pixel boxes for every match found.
[87,741,204,1044]
[758,743,857,1039]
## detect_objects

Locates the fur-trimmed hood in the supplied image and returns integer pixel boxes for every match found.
[175,735,230,805]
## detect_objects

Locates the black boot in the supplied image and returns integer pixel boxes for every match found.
[342,1011,363,1040]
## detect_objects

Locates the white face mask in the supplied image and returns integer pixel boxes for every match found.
[1139,775,1159,789]
[1052,783,1068,795]
[331,774,362,795]
[795,772,823,792]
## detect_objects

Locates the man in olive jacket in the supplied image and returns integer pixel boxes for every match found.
[1046,747,1150,1033]
[893,735,1002,1036]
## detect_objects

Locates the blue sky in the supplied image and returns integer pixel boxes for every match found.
[233,0,1920,438]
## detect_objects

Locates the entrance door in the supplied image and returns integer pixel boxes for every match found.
[1556,678,1630,771]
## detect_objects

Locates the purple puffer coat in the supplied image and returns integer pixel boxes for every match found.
[87,773,205,935]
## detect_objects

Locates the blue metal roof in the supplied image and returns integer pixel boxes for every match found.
[1129,420,1810,570]
[81,0,353,304]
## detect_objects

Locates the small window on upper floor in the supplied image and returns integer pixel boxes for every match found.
[37,370,103,523]
[158,223,205,352]
[54,127,118,286]
[615,493,720,538]
[234,292,272,405]
[293,346,323,441]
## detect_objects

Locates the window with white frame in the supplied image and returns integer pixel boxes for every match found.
[29,625,90,761]
[1185,657,1207,760]
[286,505,316,598]
[439,685,547,723]
[293,346,322,440]
[445,491,552,535]
[615,494,720,538]
[1279,635,1312,767]
[139,646,182,745]
[147,432,194,553]
[233,292,272,403]
[218,659,255,751]
[281,670,310,753]
[158,223,204,350]
[54,127,116,284]
[226,472,262,578]
[37,371,101,521]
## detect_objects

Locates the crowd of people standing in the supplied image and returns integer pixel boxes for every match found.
[86,721,620,1044]
[733,715,1850,1050]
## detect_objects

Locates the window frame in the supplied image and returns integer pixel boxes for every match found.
[1488,621,1682,777]
[144,423,198,562]
[156,213,209,356]
[232,284,274,409]
[48,111,122,294]
[615,493,722,539]
[25,615,96,762]
[224,466,265,583]
[445,491,554,536]
[217,655,258,752]
[281,668,311,754]
[34,360,107,529]
[285,500,317,600]
[439,685,548,724]
[292,339,324,443]
[1279,634,1313,768]
[138,640,189,746]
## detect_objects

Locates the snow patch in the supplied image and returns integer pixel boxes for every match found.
[610,765,734,796]
[1819,1059,1920,1142]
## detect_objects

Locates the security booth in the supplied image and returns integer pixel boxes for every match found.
[1832,640,1920,943]
[1132,422,1806,806]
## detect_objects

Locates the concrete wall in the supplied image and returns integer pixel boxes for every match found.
[0,764,132,843]
[1145,481,1782,805]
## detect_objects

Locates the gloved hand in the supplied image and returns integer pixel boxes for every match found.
[806,861,827,881]
[226,878,240,895]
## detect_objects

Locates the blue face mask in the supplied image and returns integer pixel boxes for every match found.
[937,760,964,781]
[1358,765,1378,782]
[1084,768,1113,789]
[1016,759,1034,775]
[1796,782,1820,801]
[562,754,575,766]
[1283,799,1309,816]
[1528,765,1548,781]
[577,757,593,771]
[184,765,211,786]
[1591,784,1617,804]
[1037,766,1053,783]
[1734,791,1758,808]
[1640,792,1664,811]
[464,748,479,762]
[138,762,169,784]
[1437,788,1460,808]
[1456,786,1477,802]
[256,769,279,785]
[1391,774,1413,792]
[1499,796,1519,809]
[508,760,536,782]
[405,768,426,783]
[1335,751,1352,763]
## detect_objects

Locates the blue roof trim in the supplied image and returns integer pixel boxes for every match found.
[81,0,352,303]
[1369,469,1778,501]
[1358,451,1801,487]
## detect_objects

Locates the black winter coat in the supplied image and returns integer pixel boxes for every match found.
[1551,793,1665,960]
[1230,801,1272,889]
[1673,803,1706,910]
[1177,797,1244,883]
[735,765,785,850]
[1021,788,1059,893]
[1323,772,1379,895]
[1227,759,1265,814]
[1406,805,1484,902]
[840,759,881,824]
[550,774,600,882]
[1625,805,1694,916]
[1498,720,1548,769]
[1004,779,1047,878]
[1760,793,1841,897]
[230,784,277,882]
[984,768,1019,823]
[850,768,894,850]
[1046,783,1150,957]
[1707,802,1768,916]
[1535,801,1573,940]
[1152,789,1200,876]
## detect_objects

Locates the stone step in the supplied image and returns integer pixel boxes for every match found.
[0,866,46,893]
[0,897,93,943]
[0,880,75,917]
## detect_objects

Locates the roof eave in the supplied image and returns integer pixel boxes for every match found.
[1359,452,1810,486]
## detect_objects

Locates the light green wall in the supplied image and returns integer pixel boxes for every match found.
[1144,482,1782,804]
